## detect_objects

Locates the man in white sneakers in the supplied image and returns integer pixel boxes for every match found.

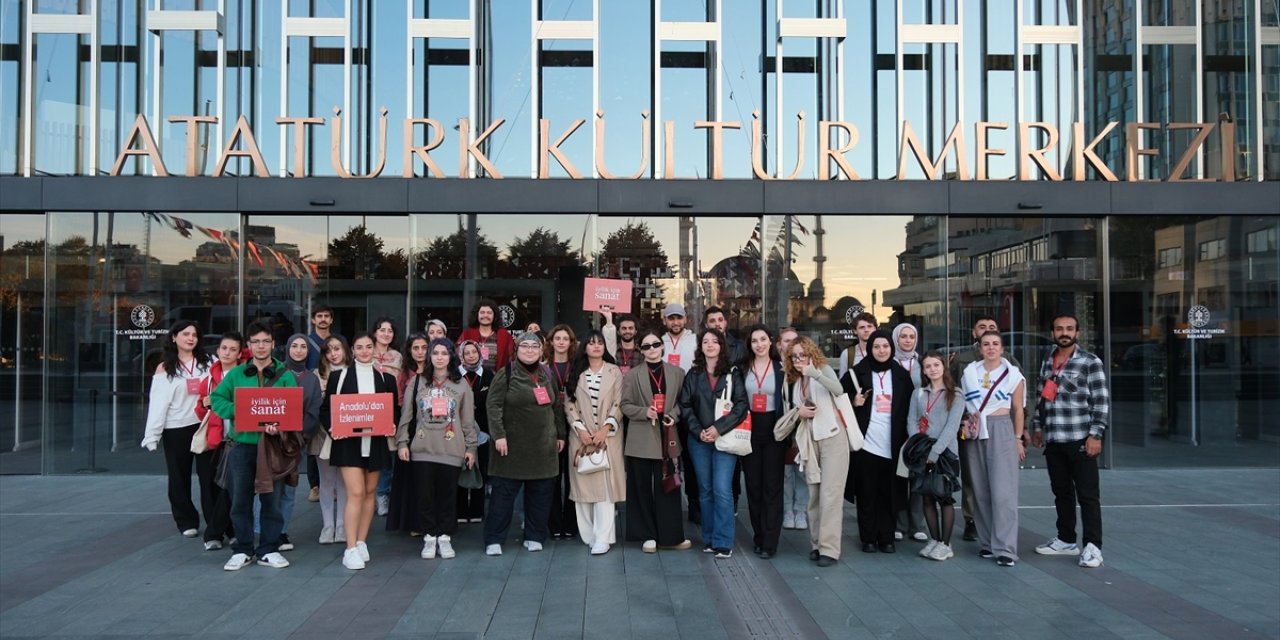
[1030,314,1109,568]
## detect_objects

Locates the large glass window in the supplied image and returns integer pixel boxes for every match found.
[44,212,240,474]
[0,213,46,474]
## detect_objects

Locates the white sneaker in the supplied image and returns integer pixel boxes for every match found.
[421,535,438,559]
[911,531,929,542]
[223,553,252,571]
[334,526,347,543]
[203,540,223,551]
[438,535,455,559]
[182,528,199,538]
[590,543,610,555]
[894,531,904,541]
[356,541,370,562]
[929,542,954,561]
[523,540,543,552]
[318,526,335,545]
[343,547,365,570]
[1078,543,1103,568]
[919,540,938,558]
[794,512,808,530]
[1036,537,1081,556]
[376,495,390,516]
[485,544,502,556]
[257,552,289,569]
[782,511,796,529]
[642,540,658,553]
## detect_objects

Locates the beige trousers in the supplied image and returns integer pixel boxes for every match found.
[807,434,851,559]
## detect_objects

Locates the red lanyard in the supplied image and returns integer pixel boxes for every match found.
[464,372,479,389]
[433,377,448,392]
[924,387,944,414]
[875,370,889,392]
[648,366,665,391]
[751,361,772,392]
[899,357,913,375]
[179,358,197,377]
[668,332,684,353]
[1052,351,1069,377]
[553,361,570,387]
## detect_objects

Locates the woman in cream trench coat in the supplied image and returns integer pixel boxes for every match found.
[564,330,627,554]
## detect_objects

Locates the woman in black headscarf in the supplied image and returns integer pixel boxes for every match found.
[842,330,913,554]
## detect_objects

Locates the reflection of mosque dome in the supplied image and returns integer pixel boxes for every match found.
[808,278,825,299]
[831,296,868,325]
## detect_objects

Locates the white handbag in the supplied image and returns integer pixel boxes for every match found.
[575,442,610,475]
[713,375,753,456]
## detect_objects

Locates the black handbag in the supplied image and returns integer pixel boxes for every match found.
[213,441,234,490]
[458,463,484,490]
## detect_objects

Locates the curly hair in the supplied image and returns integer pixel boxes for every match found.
[782,336,828,384]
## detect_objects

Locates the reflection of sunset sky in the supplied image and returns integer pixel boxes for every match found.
[7,212,911,324]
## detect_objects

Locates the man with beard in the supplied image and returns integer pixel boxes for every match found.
[458,298,515,371]
[1030,314,1109,569]
[661,303,700,523]
[702,306,746,364]
[600,307,642,375]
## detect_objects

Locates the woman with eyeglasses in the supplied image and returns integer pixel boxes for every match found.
[620,329,690,552]
[483,332,568,555]
[322,332,400,570]
[680,328,749,558]
[845,330,913,555]
[738,324,788,559]
[781,337,849,567]
[564,330,625,555]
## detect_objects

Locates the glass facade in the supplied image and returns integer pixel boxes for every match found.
[0,1,1276,473]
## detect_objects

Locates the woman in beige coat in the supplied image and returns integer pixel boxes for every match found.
[564,330,626,555]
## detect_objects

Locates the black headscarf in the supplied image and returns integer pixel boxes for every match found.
[865,330,894,372]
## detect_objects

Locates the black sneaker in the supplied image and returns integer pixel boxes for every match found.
[979,549,994,559]
[962,520,978,541]
[278,534,294,552]
[703,544,715,553]
[997,555,1016,567]
[714,548,733,559]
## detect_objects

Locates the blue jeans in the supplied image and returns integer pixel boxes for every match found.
[484,476,554,546]
[226,441,284,557]
[686,436,737,550]
[377,462,393,498]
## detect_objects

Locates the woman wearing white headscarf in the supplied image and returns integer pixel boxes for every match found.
[891,322,927,543]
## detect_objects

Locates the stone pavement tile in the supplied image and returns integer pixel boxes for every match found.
[663,570,730,640]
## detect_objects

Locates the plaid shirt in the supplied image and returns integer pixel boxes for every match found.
[1029,346,1110,442]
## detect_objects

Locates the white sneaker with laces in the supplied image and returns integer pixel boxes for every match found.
[356,540,370,562]
[782,511,796,529]
[204,540,223,551]
[590,543,609,555]
[421,535,438,559]
[1036,537,1081,556]
[485,544,502,556]
[223,553,252,571]
[376,494,390,516]
[1078,543,1103,568]
[257,552,290,569]
[929,542,954,561]
[523,540,543,552]
[794,512,808,530]
[343,547,365,570]
[642,540,658,553]
[919,540,938,558]
[182,528,199,538]
[318,526,335,545]
[911,531,929,542]
[894,531,904,541]
[437,535,455,559]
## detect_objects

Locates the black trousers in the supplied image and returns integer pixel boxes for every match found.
[1045,439,1103,548]
[677,420,700,520]
[161,424,214,533]
[203,443,234,542]
[307,454,320,489]
[742,411,785,553]
[854,450,897,545]
[548,448,577,537]
[456,443,490,520]
[625,456,686,546]
[412,460,462,537]
[485,476,555,545]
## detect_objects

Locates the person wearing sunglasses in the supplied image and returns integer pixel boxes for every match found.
[620,329,691,553]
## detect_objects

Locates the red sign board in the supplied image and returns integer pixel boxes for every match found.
[582,277,633,313]
[329,392,397,438]
[233,387,303,432]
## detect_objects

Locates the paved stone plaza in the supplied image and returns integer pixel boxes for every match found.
[1,468,1276,639]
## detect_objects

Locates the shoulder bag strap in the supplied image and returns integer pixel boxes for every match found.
[976,368,1010,413]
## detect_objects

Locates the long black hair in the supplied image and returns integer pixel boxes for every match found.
[402,332,429,376]
[160,320,209,378]
[736,323,778,370]
[427,337,463,383]
[567,329,616,395]
[693,327,731,377]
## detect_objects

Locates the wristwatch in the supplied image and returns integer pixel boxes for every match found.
[1088,433,1102,441]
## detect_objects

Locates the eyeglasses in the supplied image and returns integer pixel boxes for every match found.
[248,339,273,346]
[639,342,663,351]
[790,354,808,361]
[517,343,541,350]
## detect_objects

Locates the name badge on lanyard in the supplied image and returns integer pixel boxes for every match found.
[1041,378,1058,402]
[652,392,665,413]
[430,396,449,417]
[667,354,681,367]
[875,394,893,413]
[185,378,202,395]
[751,393,768,413]
[533,385,552,406]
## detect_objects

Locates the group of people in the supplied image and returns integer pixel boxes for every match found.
[142,298,1109,573]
